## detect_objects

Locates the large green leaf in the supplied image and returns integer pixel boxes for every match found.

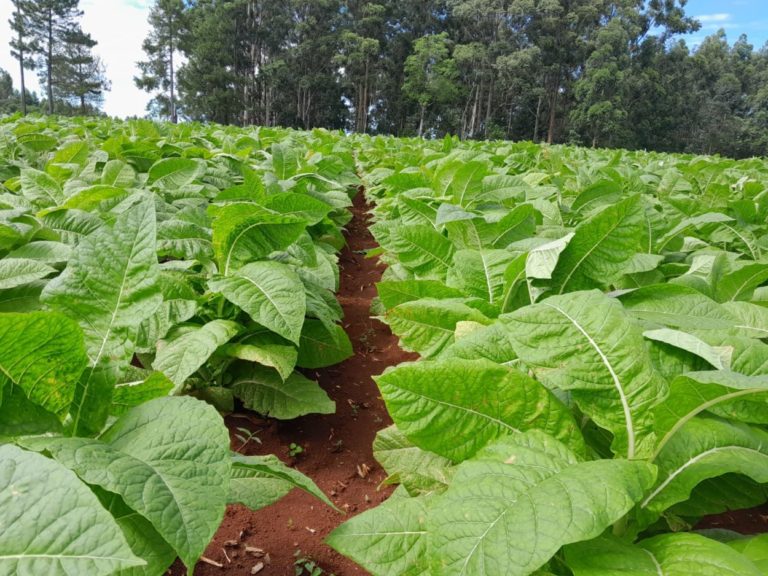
[0,258,55,289]
[19,167,63,206]
[377,279,464,309]
[148,157,206,188]
[208,261,306,344]
[262,192,333,224]
[567,533,763,575]
[376,359,584,462]
[327,493,431,576]
[22,396,230,570]
[8,240,72,264]
[653,371,768,458]
[429,432,655,576]
[386,224,455,277]
[384,298,491,358]
[619,283,737,331]
[110,371,174,416]
[525,233,574,281]
[373,425,454,495]
[96,490,176,576]
[41,196,161,435]
[211,203,307,274]
[153,320,241,389]
[438,321,518,365]
[723,301,768,338]
[714,262,768,302]
[296,319,353,368]
[231,364,335,419]
[0,312,87,417]
[503,290,667,458]
[447,249,517,304]
[229,453,335,510]
[643,328,731,369]
[101,159,136,187]
[641,416,768,520]
[0,444,142,575]
[550,195,644,293]
[219,338,297,381]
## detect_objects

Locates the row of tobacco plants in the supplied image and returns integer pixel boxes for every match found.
[328,136,768,574]
[0,116,357,574]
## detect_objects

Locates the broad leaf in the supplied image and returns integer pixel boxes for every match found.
[22,396,230,570]
[376,358,585,461]
[41,196,161,435]
[230,453,335,510]
[641,416,768,520]
[296,319,353,368]
[550,195,644,293]
[384,298,491,358]
[620,283,737,331]
[503,290,667,458]
[567,533,763,575]
[429,432,655,576]
[208,261,306,344]
[0,258,55,289]
[387,224,455,277]
[211,203,306,274]
[327,494,431,576]
[374,425,453,495]
[0,312,87,416]
[219,340,297,381]
[447,249,517,304]
[0,444,142,575]
[231,364,334,419]
[153,320,241,389]
[148,157,206,188]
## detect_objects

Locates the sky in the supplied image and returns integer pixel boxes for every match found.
[685,0,768,48]
[0,0,153,118]
[0,0,766,119]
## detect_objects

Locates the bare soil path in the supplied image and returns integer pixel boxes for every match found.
[171,191,416,576]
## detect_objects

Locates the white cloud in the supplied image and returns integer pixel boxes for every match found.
[695,13,732,23]
[80,0,152,117]
[0,0,152,118]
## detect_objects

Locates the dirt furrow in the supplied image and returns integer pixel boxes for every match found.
[173,190,415,575]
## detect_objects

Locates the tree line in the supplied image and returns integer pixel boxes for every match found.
[5,1,768,158]
[5,0,110,116]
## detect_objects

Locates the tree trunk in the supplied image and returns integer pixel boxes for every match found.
[547,82,558,145]
[46,7,53,114]
[418,103,425,137]
[533,93,543,141]
[16,3,26,116]
[546,68,562,145]
[169,14,177,123]
[484,77,494,138]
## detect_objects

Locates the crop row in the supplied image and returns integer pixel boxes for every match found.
[0,116,357,574]
[327,136,768,574]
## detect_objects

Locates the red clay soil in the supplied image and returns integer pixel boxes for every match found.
[699,504,768,535]
[169,191,416,576]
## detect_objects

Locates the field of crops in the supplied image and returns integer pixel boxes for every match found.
[3,115,768,575]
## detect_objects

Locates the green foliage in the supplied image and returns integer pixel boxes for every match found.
[329,133,768,575]
[0,116,360,573]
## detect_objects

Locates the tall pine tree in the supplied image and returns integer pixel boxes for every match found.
[8,0,37,116]
[21,0,85,114]
[53,27,110,114]
[135,0,186,123]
